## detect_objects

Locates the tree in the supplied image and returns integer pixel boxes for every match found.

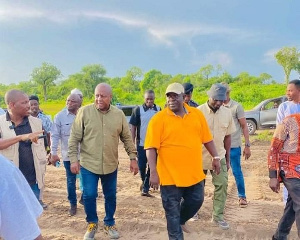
[31,62,62,101]
[294,61,300,77]
[275,47,300,84]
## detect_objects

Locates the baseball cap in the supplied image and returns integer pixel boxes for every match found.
[182,83,194,94]
[207,83,227,101]
[165,83,184,95]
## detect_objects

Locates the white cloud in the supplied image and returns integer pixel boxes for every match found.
[0,5,258,47]
[263,48,280,63]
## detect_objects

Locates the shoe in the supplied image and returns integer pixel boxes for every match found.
[104,225,120,239]
[79,194,84,205]
[84,223,98,240]
[69,205,77,216]
[239,198,248,208]
[141,191,154,197]
[189,213,199,221]
[39,200,48,210]
[212,219,229,230]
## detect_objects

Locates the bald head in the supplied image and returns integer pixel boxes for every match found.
[94,83,113,111]
[66,93,81,114]
[5,90,27,105]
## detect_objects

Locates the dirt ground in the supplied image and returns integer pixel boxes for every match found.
[39,137,298,240]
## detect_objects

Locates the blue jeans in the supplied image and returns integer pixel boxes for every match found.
[63,161,77,206]
[230,147,246,198]
[160,181,204,240]
[81,166,117,226]
[273,171,300,240]
[30,183,40,200]
[137,146,150,193]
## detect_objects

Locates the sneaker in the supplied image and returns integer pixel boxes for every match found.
[239,198,248,208]
[84,223,98,240]
[69,205,77,216]
[189,213,199,221]
[104,225,120,239]
[141,191,155,197]
[39,200,48,210]
[79,194,84,205]
[212,219,229,230]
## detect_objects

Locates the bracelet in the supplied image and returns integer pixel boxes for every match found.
[213,156,221,160]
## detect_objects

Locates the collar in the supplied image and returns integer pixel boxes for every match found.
[94,103,112,113]
[166,103,190,116]
[205,101,219,113]
[142,103,158,112]
[223,99,232,108]
[6,112,29,127]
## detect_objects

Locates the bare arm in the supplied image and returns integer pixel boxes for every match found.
[0,131,43,150]
[203,140,220,175]
[35,234,43,240]
[130,125,137,143]
[146,148,160,190]
[239,117,251,159]
[224,134,231,171]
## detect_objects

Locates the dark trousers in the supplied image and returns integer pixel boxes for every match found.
[137,146,150,193]
[63,161,77,206]
[273,171,300,240]
[81,166,117,226]
[160,181,204,240]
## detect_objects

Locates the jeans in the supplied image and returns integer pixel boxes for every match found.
[30,183,40,200]
[204,158,228,221]
[273,171,300,240]
[81,166,117,226]
[137,146,150,193]
[160,181,204,240]
[63,161,77,206]
[230,147,246,198]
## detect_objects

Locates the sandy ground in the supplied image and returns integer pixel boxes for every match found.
[39,137,298,240]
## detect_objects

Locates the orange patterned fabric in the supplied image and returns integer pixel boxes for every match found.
[268,114,300,181]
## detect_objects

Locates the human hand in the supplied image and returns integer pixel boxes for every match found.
[50,154,60,166]
[71,162,80,174]
[243,147,251,160]
[212,159,221,175]
[150,170,160,190]
[226,159,231,171]
[130,159,139,175]
[21,131,44,143]
[269,178,280,193]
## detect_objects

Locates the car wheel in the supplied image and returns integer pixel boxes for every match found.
[247,119,257,135]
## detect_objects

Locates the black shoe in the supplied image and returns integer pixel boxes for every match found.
[69,205,77,216]
[141,191,155,198]
[39,200,48,210]
[79,194,84,205]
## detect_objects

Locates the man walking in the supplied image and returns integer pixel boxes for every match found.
[68,83,138,240]
[276,79,300,204]
[50,94,82,216]
[222,83,251,207]
[145,83,220,240]
[198,83,235,230]
[130,90,160,197]
[182,82,199,107]
[0,90,46,202]
[268,113,300,239]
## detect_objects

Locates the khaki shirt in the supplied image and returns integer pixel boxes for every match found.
[68,104,137,175]
[223,99,245,148]
[198,103,236,170]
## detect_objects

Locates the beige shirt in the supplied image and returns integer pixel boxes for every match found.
[68,104,137,175]
[198,103,236,170]
[223,99,245,148]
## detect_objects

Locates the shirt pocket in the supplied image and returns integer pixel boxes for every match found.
[61,123,72,136]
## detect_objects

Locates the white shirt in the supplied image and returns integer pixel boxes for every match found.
[0,154,43,240]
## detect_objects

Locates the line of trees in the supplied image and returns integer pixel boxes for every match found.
[0,46,299,110]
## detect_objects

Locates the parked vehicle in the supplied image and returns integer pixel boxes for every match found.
[116,105,136,123]
[245,96,287,135]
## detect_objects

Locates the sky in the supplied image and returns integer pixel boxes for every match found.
[0,0,299,85]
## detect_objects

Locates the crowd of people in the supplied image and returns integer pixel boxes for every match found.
[0,80,300,240]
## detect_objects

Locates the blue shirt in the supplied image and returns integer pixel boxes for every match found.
[276,101,300,124]
[51,109,76,162]
[37,112,52,132]
[0,108,5,115]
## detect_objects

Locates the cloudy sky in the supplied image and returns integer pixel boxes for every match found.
[0,0,299,84]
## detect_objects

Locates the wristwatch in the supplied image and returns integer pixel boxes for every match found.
[213,156,221,160]
[245,142,251,147]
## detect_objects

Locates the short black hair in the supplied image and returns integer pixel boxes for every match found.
[29,95,39,103]
[182,83,194,94]
[289,79,300,90]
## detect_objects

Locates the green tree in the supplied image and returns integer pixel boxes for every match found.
[275,47,300,84]
[30,62,62,101]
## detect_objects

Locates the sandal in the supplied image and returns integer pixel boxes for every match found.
[239,198,248,208]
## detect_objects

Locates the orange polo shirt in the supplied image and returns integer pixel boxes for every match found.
[144,104,213,187]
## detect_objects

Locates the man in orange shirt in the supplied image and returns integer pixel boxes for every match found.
[145,83,221,240]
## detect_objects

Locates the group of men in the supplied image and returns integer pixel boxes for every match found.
[1,80,300,240]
